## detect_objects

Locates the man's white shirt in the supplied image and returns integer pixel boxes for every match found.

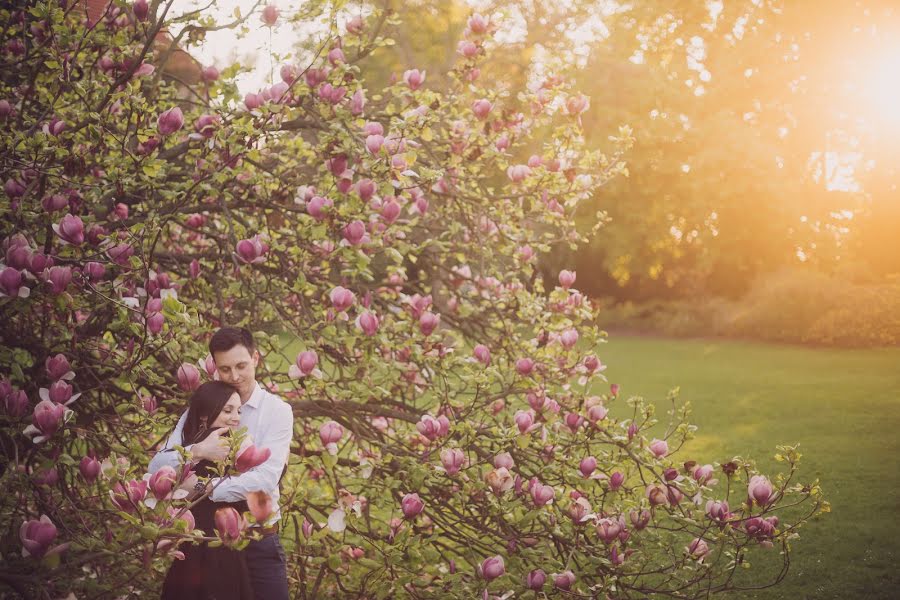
[148,383,293,522]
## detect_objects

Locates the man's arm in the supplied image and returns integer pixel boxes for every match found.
[147,410,188,473]
[210,402,293,502]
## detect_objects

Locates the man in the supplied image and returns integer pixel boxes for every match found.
[149,327,293,599]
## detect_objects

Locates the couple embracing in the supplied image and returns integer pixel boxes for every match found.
[149,327,293,599]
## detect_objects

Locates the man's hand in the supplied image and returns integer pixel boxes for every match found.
[190,428,229,462]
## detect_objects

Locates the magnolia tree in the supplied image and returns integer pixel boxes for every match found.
[0,1,828,598]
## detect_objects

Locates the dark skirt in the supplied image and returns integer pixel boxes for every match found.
[161,462,253,599]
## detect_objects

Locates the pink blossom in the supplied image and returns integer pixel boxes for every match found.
[564,412,584,433]
[506,164,531,182]
[44,117,66,136]
[559,328,578,349]
[177,363,200,392]
[356,311,379,336]
[53,214,84,245]
[327,48,345,65]
[157,107,184,136]
[530,479,555,506]
[748,475,774,506]
[295,350,319,376]
[495,133,511,151]
[745,516,778,544]
[244,92,264,110]
[148,466,177,501]
[579,456,597,477]
[236,445,272,472]
[485,467,514,495]
[416,414,447,441]
[20,515,66,559]
[41,193,68,212]
[79,455,101,483]
[380,199,401,224]
[473,344,491,365]
[440,448,465,475]
[45,380,74,404]
[329,286,355,312]
[457,40,479,58]
[45,354,73,381]
[29,400,65,439]
[493,452,515,469]
[133,0,149,21]
[45,266,72,294]
[419,311,440,336]
[630,509,651,530]
[479,555,505,580]
[515,358,535,376]
[236,235,268,264]
[319,420,344,445]
[107,243,134,265]
[110,479,147,512]
[341,220,366,246]
[467,13,489,35]
[402,69,426,90]
[201,65,219,82]
[401,493,424,518]
[472,99,492,119]
[326,154,349,177]
[693,464,715,485]
[553,571,576,590]
[350,88,366,115]
[596,516,624,544]
[306,195,332,220]
[566,94,590,115]
[5,178,26,198]
[587,403,608,423]
[194,114,219,138]
[525,569,546,590]
[346,15,364,34]
[305,68,328,88]
[558,269,576,288]
[609,471,624,490]
[514,410,535,434]
[649,438,668,458]
[3,389,28,418]
[0,267,26,298]
[260,4,279,27]
[189,259,200,279]
[687,538,710,561]
[356,179,376,202]
[646,484,668,507]
[706,499,731,524]
[215,507,246,544]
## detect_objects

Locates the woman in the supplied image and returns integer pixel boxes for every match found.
[161,381,254,600]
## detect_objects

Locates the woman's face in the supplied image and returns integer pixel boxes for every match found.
[210,392,242,430]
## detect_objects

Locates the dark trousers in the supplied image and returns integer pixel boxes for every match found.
[245,535,289,600]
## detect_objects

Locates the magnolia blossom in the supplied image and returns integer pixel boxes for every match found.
[236,445,271,473]
[356,311,379,336]
[79,455,101,483]
[110,480,148,513]
[525,569,546,590]
[401,493,424,519]
[53,214,84,245]
[596,516,624,544]
[440,448,466,475]
[493,452,515,469]
[579,456,597,477]
[157,107,184,136]
[236,235,268,264]
[260,4,279,26]
[485,467,514,495]
[177,363,200,391]
[320,420,344,455]
[748,475,774,506]
[290,350,320,379]
[24,400,66,443]
[329,286,355,312]
[416,414,449,441]
[553,571,576,590]
[506,164,531,182]
[215,507,246,544]
[687,538,710,561]
[649,438,668,458]
[558,269,576,288]
[479,555,505,580]
[529,479,555,506]
[403,69,425,90]
[472,99,492,119]
[20,515,67,559]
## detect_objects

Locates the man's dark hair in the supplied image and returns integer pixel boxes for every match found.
[209,326,256,356]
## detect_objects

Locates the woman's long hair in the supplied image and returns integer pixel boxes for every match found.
[182,381,239,445]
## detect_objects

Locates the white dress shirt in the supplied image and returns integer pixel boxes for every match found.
[148,383,294,522]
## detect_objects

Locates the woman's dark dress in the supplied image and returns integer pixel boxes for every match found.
[160,459,254,600]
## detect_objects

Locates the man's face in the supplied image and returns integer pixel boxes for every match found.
[213,344,259,401]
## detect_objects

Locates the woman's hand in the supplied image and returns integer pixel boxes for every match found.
[177,473,199,492]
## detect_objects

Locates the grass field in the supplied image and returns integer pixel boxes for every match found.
[600,335,900,599]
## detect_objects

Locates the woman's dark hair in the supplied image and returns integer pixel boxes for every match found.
[182,381,239,445]
[209,327,256,356]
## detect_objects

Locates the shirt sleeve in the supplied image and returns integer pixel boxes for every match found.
[148,410,189,473]
[210,402,293,503]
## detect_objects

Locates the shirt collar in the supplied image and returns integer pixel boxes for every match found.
[243,382,263,409]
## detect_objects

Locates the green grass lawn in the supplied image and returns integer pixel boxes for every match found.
[601,335,900,599]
